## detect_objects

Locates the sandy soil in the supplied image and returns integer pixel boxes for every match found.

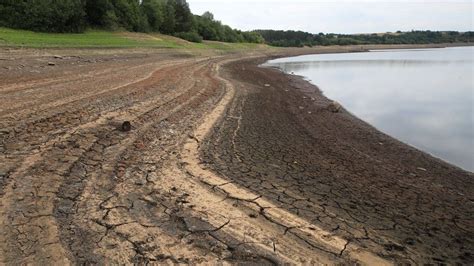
[0,45,472,265]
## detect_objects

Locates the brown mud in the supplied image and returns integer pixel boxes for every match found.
[0,45,472,264]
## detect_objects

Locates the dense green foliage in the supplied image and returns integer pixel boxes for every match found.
[0,0,86,33]
[194,12,264,43]
[0,26,264,49]
[256,30,473,47]
[0,0,263,43]
[1,1,470,46]
[174,31,202,43]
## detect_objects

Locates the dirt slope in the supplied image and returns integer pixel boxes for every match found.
[0,47,472,264]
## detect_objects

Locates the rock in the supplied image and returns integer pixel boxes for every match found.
[327,101,342,113]
[48,62,56,66]
[55,143,67,149]
[135,178,146,186]
[264,84,271,87]
[53,55,63,59]
[384,243,406,252]
[417,167,427,172]
[404,238,416,245]
[121,121,132,132]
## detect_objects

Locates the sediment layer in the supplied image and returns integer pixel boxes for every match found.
[0,46,472,264]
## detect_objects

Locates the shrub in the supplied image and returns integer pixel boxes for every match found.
[174,31,202,43]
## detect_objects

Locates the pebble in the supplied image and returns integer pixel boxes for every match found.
[264,84,271,87]
[135,179,146,186]
[48,62,56,66]
[327,101,342,113]
[121,121,132,132]
[417,167,427,172]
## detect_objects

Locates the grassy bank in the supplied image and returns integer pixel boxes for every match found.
[0,27,266,50]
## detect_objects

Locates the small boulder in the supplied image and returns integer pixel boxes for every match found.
[327,101,342,113]
[121,121,132,132]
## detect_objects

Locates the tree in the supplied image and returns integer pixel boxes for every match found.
[160,0,176,34]
[0,1,24,28]
[141,0,165,32]
[173,0,195,32]
[85,0,120,29]
[1,0,86,33]
[111,0,148,32]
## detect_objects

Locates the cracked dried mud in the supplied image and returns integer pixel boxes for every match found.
[0,46,473,265]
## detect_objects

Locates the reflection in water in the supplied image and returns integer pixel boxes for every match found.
[266,47,474,172]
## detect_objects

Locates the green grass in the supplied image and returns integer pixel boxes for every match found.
[0,27,182,48]
[0,27,269,51]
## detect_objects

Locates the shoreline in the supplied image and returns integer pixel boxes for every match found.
[260,46,472,173]
[199,51,473,263]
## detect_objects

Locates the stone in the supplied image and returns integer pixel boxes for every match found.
[327,101,342,113]
[121,121,132,132]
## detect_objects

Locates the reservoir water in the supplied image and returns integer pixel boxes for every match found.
[266,47,474,172]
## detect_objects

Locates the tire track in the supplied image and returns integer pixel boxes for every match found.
[0,57,215,264]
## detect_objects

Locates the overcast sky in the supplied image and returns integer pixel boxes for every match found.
[187,0,473,34]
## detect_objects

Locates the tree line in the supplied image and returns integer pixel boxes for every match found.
[255,30,473,47]
[0,1,471,46]
[0,0,264,43]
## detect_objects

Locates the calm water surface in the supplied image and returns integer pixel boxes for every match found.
[266,47,474,172]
